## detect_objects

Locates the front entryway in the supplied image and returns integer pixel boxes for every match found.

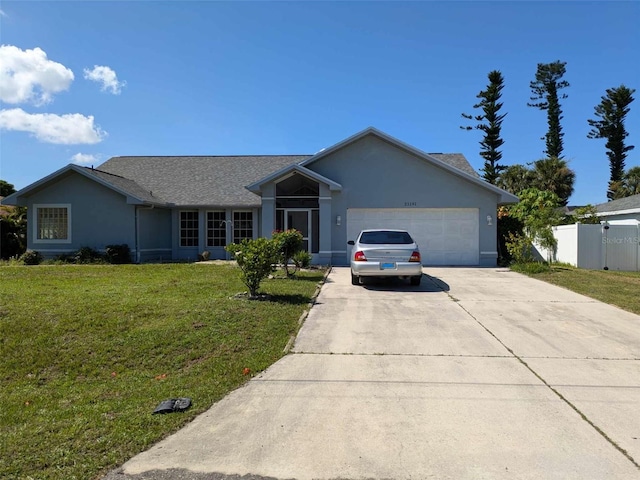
[284,209,310,252]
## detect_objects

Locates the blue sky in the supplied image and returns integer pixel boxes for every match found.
[1,1,638,205]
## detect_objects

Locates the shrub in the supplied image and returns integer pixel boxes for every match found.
[74,247,105,264]
[0,207,27,260]
[19,250,43,265]
[52,253,76,264]
[505,232,534,264]
[105,244,132,264]
[272,229,304,277]
[293,250,312,269]
[226,237,278,297]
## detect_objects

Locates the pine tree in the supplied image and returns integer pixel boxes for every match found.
[528,61,570,159]
[587,84,635,198]
[461,70,507,184]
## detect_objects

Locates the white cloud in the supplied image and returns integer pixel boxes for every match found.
[71,153,99,165]
[0,45,74,105]
[0,108,107,144]
[83,65,125,95]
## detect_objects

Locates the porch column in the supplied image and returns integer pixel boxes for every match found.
[318,193,332,265]
[261,197,275,239]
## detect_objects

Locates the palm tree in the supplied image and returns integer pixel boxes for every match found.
[497,164,531,195]
[610,166,640,199]
[530,157,575,206]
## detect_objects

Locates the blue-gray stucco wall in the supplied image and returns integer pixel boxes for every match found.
[305,135,500,265]
[137,207,172,262]
[26,173,137,259]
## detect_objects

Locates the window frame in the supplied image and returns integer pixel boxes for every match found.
[33,204,72,244]
[232,210,253,243]
[206,210,227,247]
[179,210,199,248]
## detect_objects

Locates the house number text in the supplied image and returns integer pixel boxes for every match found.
[404,202,417,207]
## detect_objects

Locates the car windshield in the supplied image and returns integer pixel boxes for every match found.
[359,231,414,245]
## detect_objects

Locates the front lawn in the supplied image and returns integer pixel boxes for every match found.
[511,264,640,315]
[0,263,326,480]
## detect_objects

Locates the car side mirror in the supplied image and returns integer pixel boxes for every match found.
[347,240,355,246]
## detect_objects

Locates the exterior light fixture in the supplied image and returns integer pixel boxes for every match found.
[336,215,341,226]
[486,215,493,226]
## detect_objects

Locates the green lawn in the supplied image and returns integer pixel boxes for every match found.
[0,263,326,480]
[511,264,640,315]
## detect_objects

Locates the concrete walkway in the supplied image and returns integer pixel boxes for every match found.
[106,267,640,479]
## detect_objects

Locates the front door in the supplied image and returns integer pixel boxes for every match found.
[285,209,310,252]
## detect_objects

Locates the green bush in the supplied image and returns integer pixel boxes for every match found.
[19,250,43,265]
[105,244,132,264]
[74,247,105,264]
[51,253,76,264]
[293,250,312,269]
[0,208,27,260]
[272,229,304,277]
[226,237,278,297]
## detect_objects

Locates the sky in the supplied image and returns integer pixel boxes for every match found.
[0,0,638,206]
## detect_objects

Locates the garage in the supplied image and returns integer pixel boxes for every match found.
[346,208,480,266]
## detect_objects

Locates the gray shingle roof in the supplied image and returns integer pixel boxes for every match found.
[82,167,160,204]
[97,156,310,206]
[596,193,640,213]
[428,153,479,178]
[95,152,480,207]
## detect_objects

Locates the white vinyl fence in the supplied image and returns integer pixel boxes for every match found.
[534,222,640,271]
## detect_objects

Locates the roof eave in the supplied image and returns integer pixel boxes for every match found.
[597,207,640,216]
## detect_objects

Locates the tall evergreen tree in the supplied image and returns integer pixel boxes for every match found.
[461,70,507,184]
[528,61,570,159]
[587,84,635,198]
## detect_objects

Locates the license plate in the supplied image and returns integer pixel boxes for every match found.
[381,262,395,270]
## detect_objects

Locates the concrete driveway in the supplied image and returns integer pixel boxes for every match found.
[107,267,640,480]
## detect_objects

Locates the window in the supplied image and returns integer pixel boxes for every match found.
[206,211,226,247]
[233,211,253,242]
[359,230,414,245]
[180,211,199,247]
[35,205,70,242]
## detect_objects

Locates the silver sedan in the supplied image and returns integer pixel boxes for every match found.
[348,229,423,286]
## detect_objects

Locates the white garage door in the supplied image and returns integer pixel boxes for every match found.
[347,208,479,266]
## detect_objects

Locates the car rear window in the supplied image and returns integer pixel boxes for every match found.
[359,231,414,245]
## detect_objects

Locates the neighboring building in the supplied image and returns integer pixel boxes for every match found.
[1,127,518,265]
[596,193,640,225]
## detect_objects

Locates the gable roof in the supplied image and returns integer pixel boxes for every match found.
[98,155,309,206]
[596,193,640,215]
[0,164,163,207]
[300,127,517,204]
[246,164,343,194]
